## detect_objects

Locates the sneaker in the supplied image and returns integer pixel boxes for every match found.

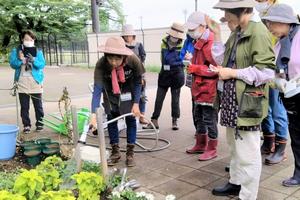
[36,126,44,132]
[23,126,31,134]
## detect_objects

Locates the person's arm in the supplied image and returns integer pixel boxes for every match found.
[91,83,103,113]
[138,43,146,64]
[33,50,46,69]
[236,67,275,86]
[9,48,23,69]
[211,41,225,66]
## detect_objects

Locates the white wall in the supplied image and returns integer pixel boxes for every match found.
[87,24,231,67]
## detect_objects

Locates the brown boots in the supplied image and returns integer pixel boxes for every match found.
[107,143,136,167]
[265,139,287,165]
[126,144,135,167]
[261,135,275,154]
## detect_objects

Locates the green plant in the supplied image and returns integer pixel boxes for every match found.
[0,190,26,200]
[13,169,44,200]
[145,65,161,73]
[0,171,19,191]
[71,172,105,200]
[37,190,75,200]
[36,161,62,191]
[82,161,102,174]
[60,159,77,190]
[42,156,65,174]
[110,189,153,200]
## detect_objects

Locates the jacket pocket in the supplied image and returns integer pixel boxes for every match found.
[238,91,264,118]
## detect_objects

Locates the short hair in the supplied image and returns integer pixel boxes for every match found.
[225,8,254,18]
[20,30,36,40]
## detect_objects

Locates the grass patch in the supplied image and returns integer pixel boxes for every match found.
[145,65,160,73]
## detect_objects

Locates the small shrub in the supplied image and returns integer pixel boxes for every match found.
[37,190,75,200]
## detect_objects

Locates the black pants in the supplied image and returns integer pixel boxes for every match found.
[151,86,181,120]
[282,94,300,180]
[19,93,44,127]
[194,104,218,139]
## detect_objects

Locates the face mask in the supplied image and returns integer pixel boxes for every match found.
[188,30,203,40]
[169,36,179,43]
[23,41,35,47]
[255,2,270,15]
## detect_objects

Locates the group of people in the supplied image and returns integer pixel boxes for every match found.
[9,0,300,199]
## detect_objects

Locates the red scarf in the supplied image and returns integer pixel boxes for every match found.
[111,65,125,94]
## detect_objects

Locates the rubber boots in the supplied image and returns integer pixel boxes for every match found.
[265,138,287,165]
[186,134,208,154]
[108,144,121,166]
[172,118,179,130]
[261,134,275,154]
[126,144,136,167]
[199,138,218,161]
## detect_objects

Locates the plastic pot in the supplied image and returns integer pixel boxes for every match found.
[23,143,42,151]
[24,149,41,166]
[44,142,60,149]
[36,138,51,147]
[43,148,60,156]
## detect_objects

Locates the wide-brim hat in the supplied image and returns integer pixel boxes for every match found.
[121,24,136,36]
[213,0,256,9]
[167,22,185,39]
[184,11,206,30]
[98,37,133,56]
[261,4,300,24]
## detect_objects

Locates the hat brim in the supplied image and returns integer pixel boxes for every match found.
[166,30,185,40]
[98,46,133,56]
[184,22,199,30]
[121,32,137,36]
[213,1,256,9]
[261,15,300,24]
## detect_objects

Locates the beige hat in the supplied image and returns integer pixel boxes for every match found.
[121,24,136,36]
[213,0,256,9]
[184,11,207,30]
[167,22,185,39]
[98,37,133,56]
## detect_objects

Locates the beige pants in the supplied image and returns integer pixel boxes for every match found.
[226,128,262,200]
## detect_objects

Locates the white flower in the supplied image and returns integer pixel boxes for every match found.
[165,194,176,200]
[145,193,154,200]
[112,191,121,198]
[136,191,146,197]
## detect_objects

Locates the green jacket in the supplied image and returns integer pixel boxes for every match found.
[222,21,276,127]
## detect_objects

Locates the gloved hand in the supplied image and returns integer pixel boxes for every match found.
[275,78,287,93]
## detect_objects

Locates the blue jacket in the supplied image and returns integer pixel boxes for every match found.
[9,48,46,84]
[180,34,195,61]
[161,36,183,67]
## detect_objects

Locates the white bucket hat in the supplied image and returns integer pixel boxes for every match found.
[184,11,207,30]
[121,24,136,36]
[167,22,185,40]
[213,0,257,9]
[261,4,300,24]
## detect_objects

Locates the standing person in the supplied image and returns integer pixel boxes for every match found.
[9,30,46,134]
[89,37,143,167]
[210,0,276,199]
[143,22,185,130]
[121,24,148,124]
[184,11,220,161]
[261,3,300,187]
[255,0,289,166]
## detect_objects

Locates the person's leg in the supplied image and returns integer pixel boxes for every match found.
[19,93,31,132]
[171,87,181,130]
[198,106,218,161]
[107,112,121,165]
[139,86,147,124]
[125,115,137,167]
[31,93,45,130]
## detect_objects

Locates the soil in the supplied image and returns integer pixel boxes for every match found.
[0,147,31,172]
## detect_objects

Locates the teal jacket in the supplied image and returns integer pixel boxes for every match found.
[9,48,46,84]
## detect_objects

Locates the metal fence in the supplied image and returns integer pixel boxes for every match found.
[36,33,89,67]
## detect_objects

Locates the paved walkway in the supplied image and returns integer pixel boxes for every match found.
[0,66,299,200]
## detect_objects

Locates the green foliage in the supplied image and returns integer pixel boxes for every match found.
[109,174,122,188]
[0,171,19,191]
[71,171,105,200]
[37,190,75,200]
[36,160,62,191]
[82,161,102,174]
[13,169,44,200]
[0,190,26,200]
[110,189,152,200]
[42,155,65,174]
[59,159,77,190]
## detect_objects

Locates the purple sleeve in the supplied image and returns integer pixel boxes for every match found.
[237,66,275,87]
[211,41,225,66]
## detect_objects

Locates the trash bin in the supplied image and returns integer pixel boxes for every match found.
[0,124,18,160]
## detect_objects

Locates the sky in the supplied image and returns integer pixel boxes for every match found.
[120,0,300,29]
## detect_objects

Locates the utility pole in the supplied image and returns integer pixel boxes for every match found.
[183,9,188,22]
[195,0,198,11]
[139,16,145,47]
[91,0,100,33]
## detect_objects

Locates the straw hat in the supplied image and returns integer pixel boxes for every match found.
[98,37,133,56]
[121,24,136,36]
[213,0,257,9]
[167,22,185,39]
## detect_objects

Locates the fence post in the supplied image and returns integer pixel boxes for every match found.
[48,34,52,66]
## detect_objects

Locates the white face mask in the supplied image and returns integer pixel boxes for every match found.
[255,2,270,15]
[23,41,35,47]
[188,30,203,40]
